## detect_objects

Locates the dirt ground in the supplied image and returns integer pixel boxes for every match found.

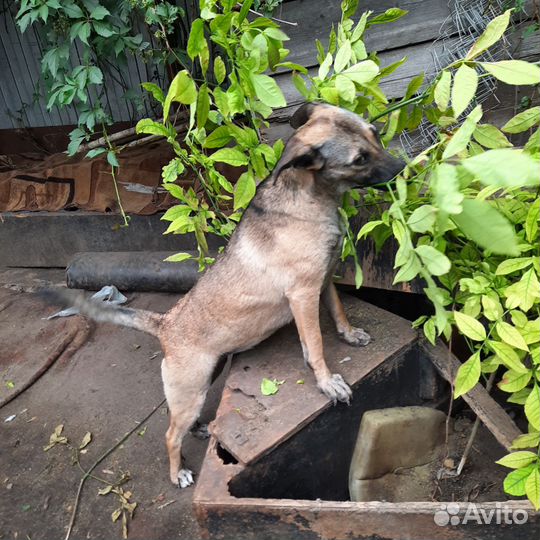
[0,269,219,540]
[0,268,517,540]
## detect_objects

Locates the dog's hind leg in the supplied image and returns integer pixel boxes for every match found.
[161,353,217,487]
[322,282,370,347]
[287,288,352,404]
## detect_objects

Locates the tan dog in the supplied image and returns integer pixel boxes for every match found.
[47,103,404,488]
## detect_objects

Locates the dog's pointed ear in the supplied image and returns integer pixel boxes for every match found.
[273,142,325,178]
[290,102,320,129]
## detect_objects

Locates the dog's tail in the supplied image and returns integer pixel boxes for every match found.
[40,289,164,337]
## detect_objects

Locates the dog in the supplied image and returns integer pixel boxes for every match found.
[46,102,405,488]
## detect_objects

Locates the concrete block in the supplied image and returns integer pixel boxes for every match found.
[349,406,446,501]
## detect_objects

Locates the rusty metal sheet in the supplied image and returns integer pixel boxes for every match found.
[209,295,417,465]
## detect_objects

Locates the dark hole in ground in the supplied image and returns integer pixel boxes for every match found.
[217,443,239,465]
[226,348,508,504]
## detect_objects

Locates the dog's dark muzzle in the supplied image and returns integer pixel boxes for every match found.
[368,155,406,187]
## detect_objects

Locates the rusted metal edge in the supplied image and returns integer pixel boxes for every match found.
[421,340,522,451]
[193,438,539,540]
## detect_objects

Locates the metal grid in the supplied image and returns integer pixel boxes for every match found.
[399,0,512,155]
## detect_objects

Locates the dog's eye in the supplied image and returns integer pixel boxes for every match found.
[354,152,369,166]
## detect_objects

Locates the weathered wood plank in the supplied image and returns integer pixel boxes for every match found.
[210,295,417,465]
[278,0,453,69]
[422,340,522,451]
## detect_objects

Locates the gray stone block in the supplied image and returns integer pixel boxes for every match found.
[349,406,447,501]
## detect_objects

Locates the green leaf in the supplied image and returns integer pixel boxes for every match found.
[498,369,532,393]
[454,311,486,341]
[187,19,206,60]
[86,147,107,159]
[260,377,279,396]
[525,200,539,243]
[164,252,192,263]
[526,468,540,510]
[234,172,256,210]
[263,27,290,42]
[92,21,114,37]
[415,245,451,276]
[525,385,540,431]
[407,205,437,233]
[214,56,226,85]
[434,71,451,111]
[466,9,512,60]
[452,64,478,118]
[107,151,119,167]
[203,126,232,148]
[502,106,540,134]
[354,260,363,289]
[495,257,533,276]
[356,220,383,240]
[318,53,333,80]
[392,252,421,284]
[250,73,286,108]
[368,8,408,26]
[454,351,481,398]
[196,84,210,128]
[479,60,540,85]
[442,105,482,159]
[342,60,379,84]
[490,341,528,373]
[504,464,535,496]
[432,163,463,214]
[135,118,169,137]
[481,295,503,321]
[525,128,540,154]
[211,147,248,167]
[452,199,519,256]
[162,159,185,183]
[237,0,253,24]
[461,148,540,188]
[511,431,540,450]
[496,321,529,351]
[141,82,165,104]
[161,204,190,222]
[163,71,197,121]
[473,124,512,149]
[63,3,84,18]
[334,41,352,73]
[90,5,110,20]
[504,268,540,312]
[496,451,537,469]
[335,74,356,102]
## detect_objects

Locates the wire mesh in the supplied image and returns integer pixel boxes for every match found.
[399,0,513,155]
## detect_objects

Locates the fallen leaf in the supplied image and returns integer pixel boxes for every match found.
[98,485,113,496]
[111,508,122,522]
[137,426,147,437]
[296,379,305,385]
[79,432,92,450]
[5,381,14,389]
[43,424,68,451]
[261,378,279,396]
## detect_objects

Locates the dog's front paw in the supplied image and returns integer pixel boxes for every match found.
[175,468,194,489]
[318,373,352,405]
[340,326,371,347]
[190,422,210,440]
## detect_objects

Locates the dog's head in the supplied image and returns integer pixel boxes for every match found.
[274,102,405,191]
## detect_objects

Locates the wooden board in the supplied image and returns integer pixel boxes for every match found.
[209,295,417,465]
[421,340,522,451]
[278,0,453,70]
